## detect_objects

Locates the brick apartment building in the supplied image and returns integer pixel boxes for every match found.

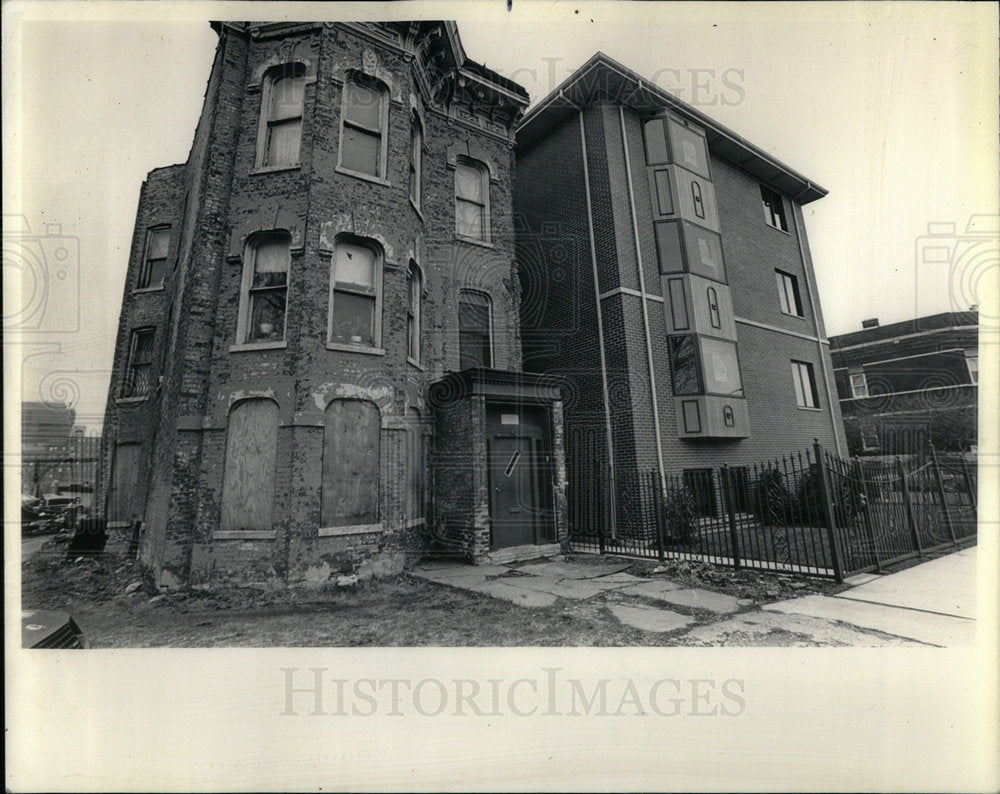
[515,53,847,528]
[829,311,978,456]
[101,21,569,588]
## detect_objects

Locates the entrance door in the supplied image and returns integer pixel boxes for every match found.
[106,443,140,522]
[487,405,555,549]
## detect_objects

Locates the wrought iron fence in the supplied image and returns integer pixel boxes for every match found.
[568,441,978,581]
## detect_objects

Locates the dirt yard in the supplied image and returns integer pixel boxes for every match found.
[21,542,849,647]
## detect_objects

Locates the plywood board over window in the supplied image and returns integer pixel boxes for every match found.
[106,442,140,522]
[221,399,279,532]
[322,400,380,528]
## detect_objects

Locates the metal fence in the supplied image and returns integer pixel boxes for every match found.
[568,441,978,581]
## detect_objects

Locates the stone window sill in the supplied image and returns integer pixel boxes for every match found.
[250,164,300,176]
[230,341,287,352]
[214,531,277,540]
[326,343,386,356]
[115,396,149,405]
[335,166,390,187]
[455,234,494,250]
[319,524,382,537]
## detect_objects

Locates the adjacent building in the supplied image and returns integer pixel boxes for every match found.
[829,311,978,455]
[101,21,568,588]
[515,53,846,528]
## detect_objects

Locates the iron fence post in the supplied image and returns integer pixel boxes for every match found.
[652,472,666,563]
[721,465,742,570]
[813,439,844,583]
[897,457,923,557]
[853,459,882,572]
[929,443,957,545]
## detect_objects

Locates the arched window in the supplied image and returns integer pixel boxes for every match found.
[339,73,388,179]
[258,64,306,168]
[455,157,490,242]
[407,261,422,363]
[238,232,290,345]
[221,399,279,532]
[322,399,380,529]
[409,111,423,207]
[458,289,493,369]
[329,236,382,349]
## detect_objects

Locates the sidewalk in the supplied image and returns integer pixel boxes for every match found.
[762,546,976,646]
[412,546,977,646]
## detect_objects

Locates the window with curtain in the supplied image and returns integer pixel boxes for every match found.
[409,112,422,207]
[455,158,489,241]
[241,233,290,344]
[407,261,421,362]
[220,399,279,532]
[340,76,387,177]
[330,238,379,347]
[122,327,155,398]
[261,65,305,167]
[138,228,169,290]
[458,290,492,369]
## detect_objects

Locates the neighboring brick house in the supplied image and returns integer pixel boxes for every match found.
[101,21,568,588]
[515,53,847,527]
[829,311,978,456]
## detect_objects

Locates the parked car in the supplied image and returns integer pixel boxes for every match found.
[22,494,81,535]
[21,610,88,648]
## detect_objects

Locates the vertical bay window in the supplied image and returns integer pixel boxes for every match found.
[238,233,290,345]
[458,290,492,369]
[409,112,422,208]
[455,158,489,242]
[329,237,381,348]
[670,335,744,397]
[339,74,388,179]
[259,65,305,168]
[407,261,422,363]
[122,327,155,398]
[137,227,169,290]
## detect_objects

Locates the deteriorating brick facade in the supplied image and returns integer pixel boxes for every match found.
[102,21,567,587]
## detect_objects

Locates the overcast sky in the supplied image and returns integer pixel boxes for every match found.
[5,1,998,432]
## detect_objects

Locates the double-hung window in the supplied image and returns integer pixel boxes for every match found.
[455,158,489,242]
[791,360,820,408]
[407,261,422,363]
[458,290,492,369]
[409,113,422,208]
[260,66,305,168]
[849,372,869,398]
[775,269,804,316]
[122,328,155,398]
[239,234,290,344]
[330,238,380,348]
[761,185,788,232]
[137,228,169,290]
[340,75,387,179]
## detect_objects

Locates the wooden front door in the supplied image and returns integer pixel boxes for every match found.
[487,405,554,549]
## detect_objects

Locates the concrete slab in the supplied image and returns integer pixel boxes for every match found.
[596,572,647,585]
[510,576,619,601]
[763,595,974,646]
[465,579,558,608]
[626,585,741,614]
[411,564,509,586]
[681,611,924,647]
[607,604,694,633]
[518,561,632,580]
[835,548,976,619]
[844,573,882,586]
[620,579,684,600]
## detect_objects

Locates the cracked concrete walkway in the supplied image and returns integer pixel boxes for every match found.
[412,546,976,647]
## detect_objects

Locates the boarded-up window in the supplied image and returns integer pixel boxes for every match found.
[220,399,278,532]
[322,400,380,528]
[106,442,140,522]
[405,408,424,522]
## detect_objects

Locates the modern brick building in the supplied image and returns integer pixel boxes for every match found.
[829,311,978,455]
[101,21,568,588]
[515,53,846,527]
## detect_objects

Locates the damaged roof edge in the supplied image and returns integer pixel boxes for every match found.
[517,52,828,204]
